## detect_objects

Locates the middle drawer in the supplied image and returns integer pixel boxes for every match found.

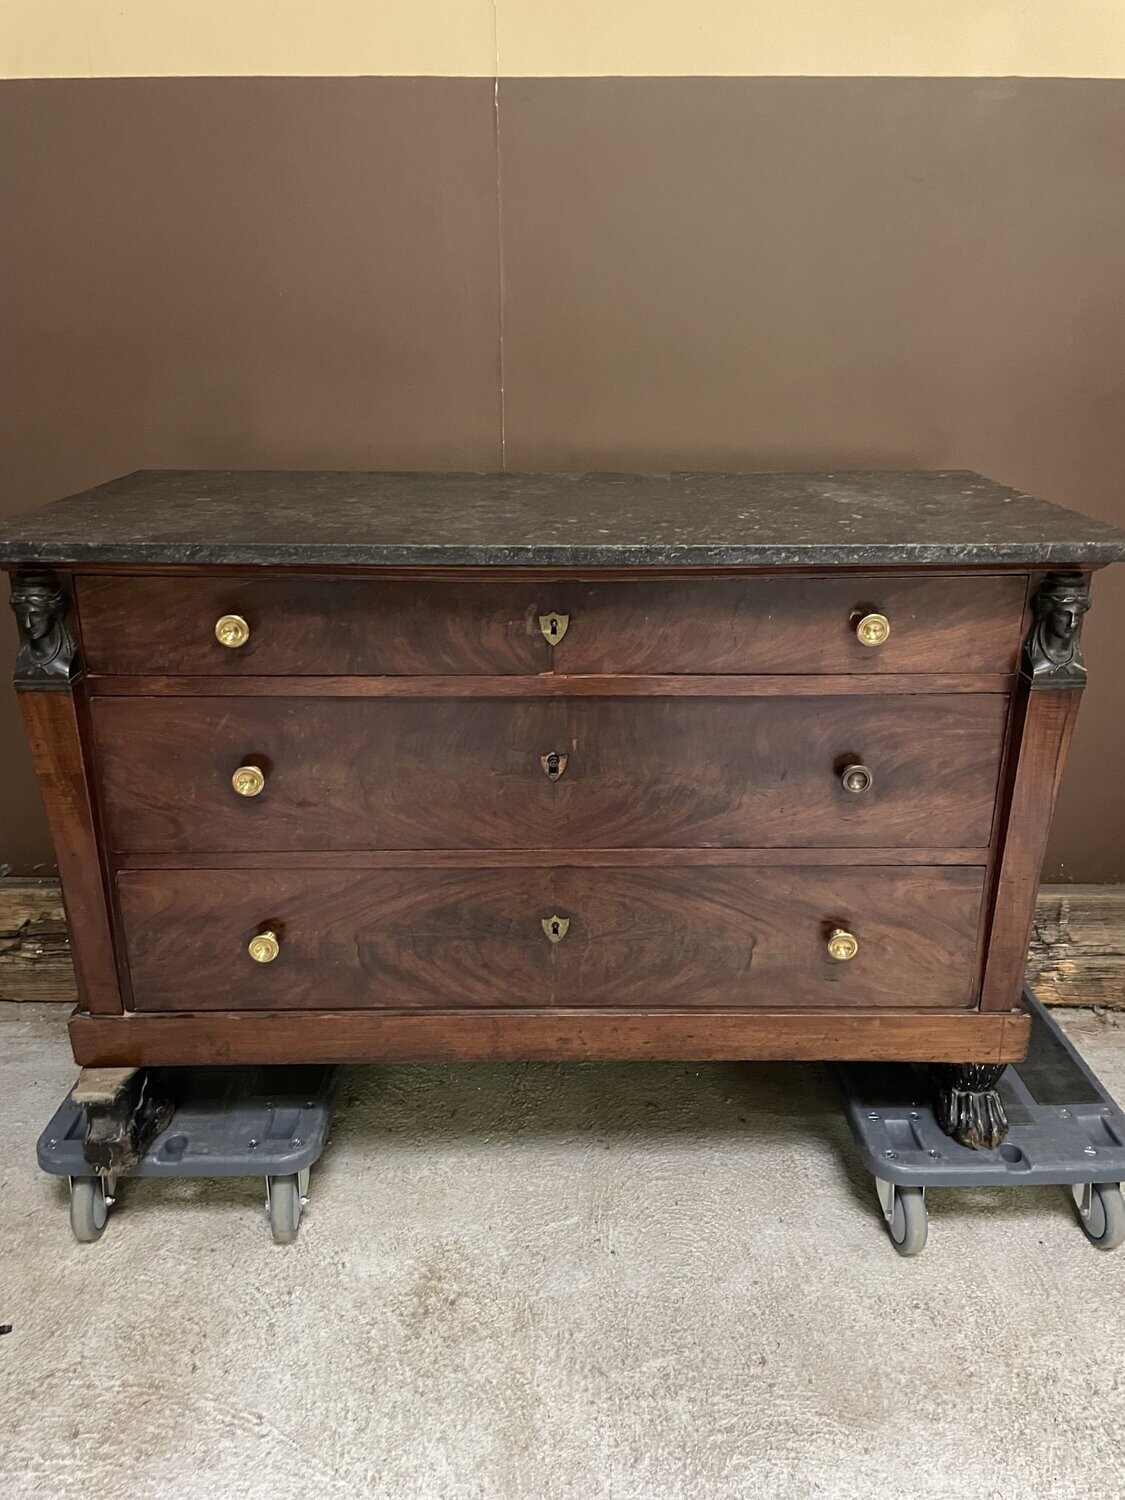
[91,694,1008,852]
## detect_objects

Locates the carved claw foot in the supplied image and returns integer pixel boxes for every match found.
[931,1063,1009,1150]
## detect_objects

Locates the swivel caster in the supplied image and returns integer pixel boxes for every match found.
[1071,1182,1125,1250]
[875,1179,928,1256]
[69,1175,115,1243]
[266,1168,310,1244]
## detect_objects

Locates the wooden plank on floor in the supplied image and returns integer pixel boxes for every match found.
[0,877,76,1002]
[1026,884,1125,1008]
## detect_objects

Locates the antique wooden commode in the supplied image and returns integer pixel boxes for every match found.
[3,470,1123,1150]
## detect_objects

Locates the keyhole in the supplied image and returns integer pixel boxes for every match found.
[540,751,568,781]
[541,914,570,943]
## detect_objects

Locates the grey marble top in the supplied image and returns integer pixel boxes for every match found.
[1,470,1123,569]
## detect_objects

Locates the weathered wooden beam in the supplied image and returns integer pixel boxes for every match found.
[0,877,77,1001]
[1027,884,1125,1008]
[2,875,1123,1009]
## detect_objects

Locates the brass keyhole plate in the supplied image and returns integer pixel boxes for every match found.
[540,751,568,781]
[541,915,570,944]
[538,612,569,645]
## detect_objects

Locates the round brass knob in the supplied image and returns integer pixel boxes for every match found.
[248,930,280,964]
[841,763,873,795]
[827,928,859,962]
[855,612,891,648]
[232,764,266,798]
[215,613,250,649]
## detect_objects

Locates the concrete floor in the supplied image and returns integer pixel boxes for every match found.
[1,1005,1123,1500]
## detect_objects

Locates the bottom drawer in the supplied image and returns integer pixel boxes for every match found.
[117,865,986,1013]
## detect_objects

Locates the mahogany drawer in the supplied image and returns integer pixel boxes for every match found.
[77,573,1026,677]
[117,864,987,1013]
[91,693,1009,853]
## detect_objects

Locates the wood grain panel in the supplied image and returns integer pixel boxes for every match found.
[553,575,1027,675]
[76,572,1026,677]
[91,694,1009,852]
[37,872,1118,1016]
[981,685,1083,1009]
[118,867,552,1013]
[78,576,550,676]
[550,866,984,1010]
[69,1007,1031,1069]
[116,864,985,1013]
[88,673,1017,698]
[113,847,985,870]
[16,689,123,1014]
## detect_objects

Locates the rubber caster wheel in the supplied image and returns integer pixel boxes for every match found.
[878,1183,928,1256]
[267,1174,302,1244]
[1072,1182,1125,1251]
[69,1176,110,1243]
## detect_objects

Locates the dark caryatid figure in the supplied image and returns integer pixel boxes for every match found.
[9,569,78,686]
[1025,572,1091,686]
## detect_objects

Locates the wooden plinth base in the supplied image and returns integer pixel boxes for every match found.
[70,1006,1031,1068]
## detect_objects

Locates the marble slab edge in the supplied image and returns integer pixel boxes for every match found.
[2,542,1125,568]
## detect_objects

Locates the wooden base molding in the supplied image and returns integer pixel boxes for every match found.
[68,1006,1030,1068]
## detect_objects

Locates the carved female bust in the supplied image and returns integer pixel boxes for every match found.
[1026,573,1090,684]
[10,570,75,683]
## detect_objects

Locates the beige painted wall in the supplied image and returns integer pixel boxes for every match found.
[4,1,1125,78]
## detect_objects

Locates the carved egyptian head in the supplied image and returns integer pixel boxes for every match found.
[10,571,67,642]
[1034,575,1090,665]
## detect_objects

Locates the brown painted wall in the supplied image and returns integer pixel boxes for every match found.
[1,77,1123,878]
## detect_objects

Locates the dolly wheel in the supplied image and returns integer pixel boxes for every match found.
[267,1175,302,1244]
[1072,1182,1125,1251]
[70,1177,110,1243]
[886,1185,928,1257]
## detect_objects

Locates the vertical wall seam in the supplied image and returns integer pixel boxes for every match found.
[492,0,507,469]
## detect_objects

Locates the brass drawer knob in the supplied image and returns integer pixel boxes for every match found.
[840,763,873,794]
[538,611,569,645]
[248,930,280,964]
[215,613,251,649]
[232,764,266,798]
[541,915,570,944]
[855,612,891,647]
[827,928,859,962]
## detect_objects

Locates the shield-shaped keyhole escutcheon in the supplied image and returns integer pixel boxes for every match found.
[538,611,569,646]
[541,915,570,944]
[540,751,568,781]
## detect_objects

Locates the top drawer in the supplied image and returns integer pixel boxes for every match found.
[76,573,1027,677]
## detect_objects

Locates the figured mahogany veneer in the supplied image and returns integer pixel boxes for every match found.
[90,693,1009,853]
[77,572,1026,677]
[116,864,986,1013]
[5,468,1122,1074]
